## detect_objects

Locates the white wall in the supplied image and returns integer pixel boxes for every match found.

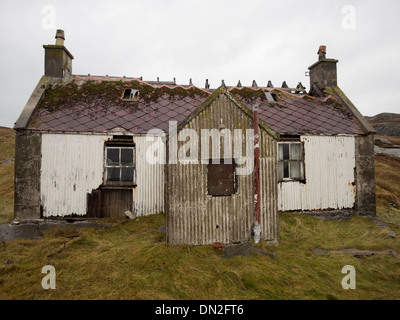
[40,133,164,217]
[278,135,356,211]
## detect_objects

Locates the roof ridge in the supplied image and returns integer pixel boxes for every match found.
[153,83,211,95]
[228,86,333,103]
[72,75,211,95]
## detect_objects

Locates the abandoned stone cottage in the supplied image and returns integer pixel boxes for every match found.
[14,30,376,246]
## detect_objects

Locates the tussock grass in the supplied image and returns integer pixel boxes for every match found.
[0,127,14,224]
[0,212,399,300]
[0,127,14,163]
[375,153,400,224]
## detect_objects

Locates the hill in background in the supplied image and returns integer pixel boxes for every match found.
[0,126,14,223]
[365,113,400,137]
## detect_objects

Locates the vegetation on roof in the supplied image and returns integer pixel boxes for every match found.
[229,87,268,103]
[38,79,209,111]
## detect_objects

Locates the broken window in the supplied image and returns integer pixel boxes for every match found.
[278,142,304,181]
[121,88,138,101]
[207,159,237,196]
[265,91,277,102]
[104,137,136,186]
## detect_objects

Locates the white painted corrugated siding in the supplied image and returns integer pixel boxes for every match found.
[278,135,355,211]
[41,133,164,217]
[133,136,165,216]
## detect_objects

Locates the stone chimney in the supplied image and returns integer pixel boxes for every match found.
[308,45,338,89]
[43,29,74,78]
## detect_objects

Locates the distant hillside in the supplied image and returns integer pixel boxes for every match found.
[0,126,14,224]
[365,113,400,137]
[0,126,14,163]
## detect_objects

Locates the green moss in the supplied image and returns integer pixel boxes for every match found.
[230,87,267,103]
[38,79,209,111]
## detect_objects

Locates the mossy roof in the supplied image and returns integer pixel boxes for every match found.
[26,74,366,135]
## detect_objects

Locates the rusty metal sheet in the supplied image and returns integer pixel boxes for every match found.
[101,189,133,217]
[87,189,102,217]
[207,163,235,179]
[207,179,235,196]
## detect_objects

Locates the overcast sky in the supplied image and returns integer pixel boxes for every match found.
[0,0,399,128]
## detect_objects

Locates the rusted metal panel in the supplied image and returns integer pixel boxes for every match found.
[207,162,235,196]
[278,135,356,211]
[86,189,102,217]
[41,133,164,217]
[207,162,235,178]
[207,179,235,196]
[167,93,278,246]
[87,188,132,218]
[101,189,133,217]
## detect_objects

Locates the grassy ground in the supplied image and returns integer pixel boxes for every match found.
[0,128,399,299]
[0,127,14,224]
[0,213,399,300]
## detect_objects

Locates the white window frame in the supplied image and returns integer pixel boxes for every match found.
[278,141,305,182]
[104,145,136,186]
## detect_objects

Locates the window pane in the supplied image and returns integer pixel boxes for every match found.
[121,168,134,182]
[278,162,284,180]
[283,162,289,178]
[107,168,120,181]
[290,161,302,179]
[290,143,302,161]
[107,149,120,165]
[282,144,290,160]
[278,144,284,161]
[121,148,134,165]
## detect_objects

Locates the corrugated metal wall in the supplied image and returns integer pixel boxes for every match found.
[41,133,164,217]
[167,93,278,246]
[134,136,165,215]
[278,135,355,211]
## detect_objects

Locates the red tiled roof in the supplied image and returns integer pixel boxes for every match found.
[228,87,364,135]
[26,75,365,135]
[28,75,209,134]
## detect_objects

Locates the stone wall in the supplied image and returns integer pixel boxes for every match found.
[14,130,42,221]
[355,134,376,216]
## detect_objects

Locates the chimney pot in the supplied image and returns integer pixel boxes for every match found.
[55,29,65,46]
[318,45,326,60]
